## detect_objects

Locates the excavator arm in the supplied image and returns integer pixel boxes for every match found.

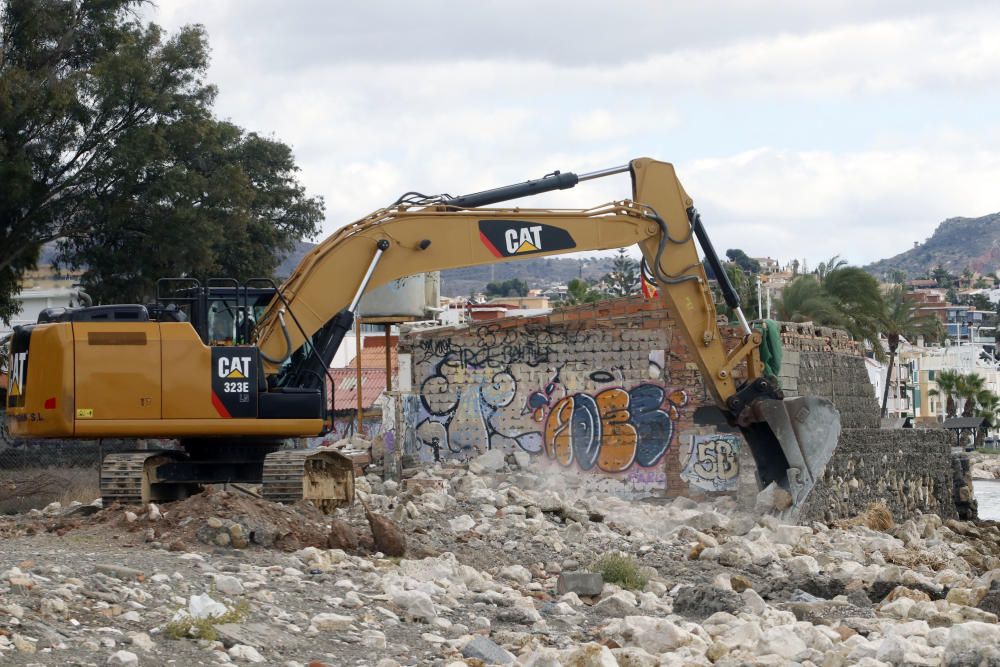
[259,160,740,402]
[255,158,841,509]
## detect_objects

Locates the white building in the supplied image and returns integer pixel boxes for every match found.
[1,287,84,335]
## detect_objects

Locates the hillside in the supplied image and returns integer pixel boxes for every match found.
[867,212,1000,278]
[277,241,617,296]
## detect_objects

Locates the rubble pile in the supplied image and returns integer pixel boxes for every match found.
[1,453,1000,666]
[971,452,1000,480]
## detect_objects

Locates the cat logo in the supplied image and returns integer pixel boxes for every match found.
[504,225,543,254]
[217,356,252,379]
[478,220,576,258]
[8,351,27,399]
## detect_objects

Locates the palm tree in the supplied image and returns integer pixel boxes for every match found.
[821,266,885,358]
[929,369,962,418]
[878,286,945,417]
[775,275,843,325]
[816,255,848,284]
[958,373,986,417]
[975,389,999,448]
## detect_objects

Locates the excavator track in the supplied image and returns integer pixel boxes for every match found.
[100,451,187,506]
[262,449,355,513]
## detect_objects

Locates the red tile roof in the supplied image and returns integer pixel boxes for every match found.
[328,368,388,411]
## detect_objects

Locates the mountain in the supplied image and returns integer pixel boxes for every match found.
[866,212,1000,279]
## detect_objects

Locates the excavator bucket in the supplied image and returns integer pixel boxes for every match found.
[739,396,841,515]
[262,449,355,513]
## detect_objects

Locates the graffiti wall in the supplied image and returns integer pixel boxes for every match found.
[400,300,722,498]
[680,433,741,492]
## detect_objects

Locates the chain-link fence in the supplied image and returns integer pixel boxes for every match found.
[0,413,142,512]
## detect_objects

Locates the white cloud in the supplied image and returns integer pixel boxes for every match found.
[147,1,1000,268]
[681,140,1000,264]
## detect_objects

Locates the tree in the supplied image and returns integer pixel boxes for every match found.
[564,278,601,305]
[791,259,800,277]
[1,1,321,315]
[975,389,999,448]
[878,286,944,417]
[58,123,322,303]
[819,266,884,356]
[484,279,529,298]
[929,369,962,419]
[888,269,907,285]
[725,249,760,274]
[932,264,956,289]
[775,275,843,325]
[962,266,975,287]
[967,293,992,312]
[603,249,639,297]
[815,255,848,284]
[958,373,985,418]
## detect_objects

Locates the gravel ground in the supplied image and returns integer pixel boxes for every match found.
[2,456,1000,666]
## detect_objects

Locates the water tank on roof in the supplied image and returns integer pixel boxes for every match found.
[358,272,440,319]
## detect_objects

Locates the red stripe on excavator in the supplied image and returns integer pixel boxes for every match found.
[211,392,232,419]
[480,231,503,258]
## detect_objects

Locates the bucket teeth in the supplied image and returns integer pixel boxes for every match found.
[743,396,841,513]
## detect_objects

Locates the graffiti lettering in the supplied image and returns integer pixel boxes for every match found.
[541,384,687,472]
[680,434,741,492]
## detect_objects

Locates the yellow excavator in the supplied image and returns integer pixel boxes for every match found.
[3,158,839,512]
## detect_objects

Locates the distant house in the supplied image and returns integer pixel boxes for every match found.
[752,257,780,274]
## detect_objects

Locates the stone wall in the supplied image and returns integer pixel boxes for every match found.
[797,428,958,522]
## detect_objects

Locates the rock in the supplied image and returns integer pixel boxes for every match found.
[593,591,638,617]
[449,515,476,532]
[512,451,532,470]
[557,572,604,596]
[561,643,618,667]
[187,593,228,619]
[215,575,245,596]
[730,575,753,592]
[362,629,387,649]
[673,584,743,620]
[361,496,406,557]
[622,615,693,653]
[787,555,821,577]
[12,633,36,654]
[229,644,266,663]
[756,482,793,513]
[462,636,515,664]
[124,511,138,523]
[944,621,1000,664]
[107,650,139,666]
[128,632,154,652]
[498,564,532,585]
[328,518,359,551]
[148,503,162,520]
[310,613,354,631]
[756,625,807,660]
[946,587,986,607]
[96,564,145,581]
[474,449,507,472]
[774,524,811,546]
[392,590,436,620]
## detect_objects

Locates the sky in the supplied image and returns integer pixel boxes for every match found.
[150,0,1000,267]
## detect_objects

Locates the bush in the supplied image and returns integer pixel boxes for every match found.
[590,553,648,590]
